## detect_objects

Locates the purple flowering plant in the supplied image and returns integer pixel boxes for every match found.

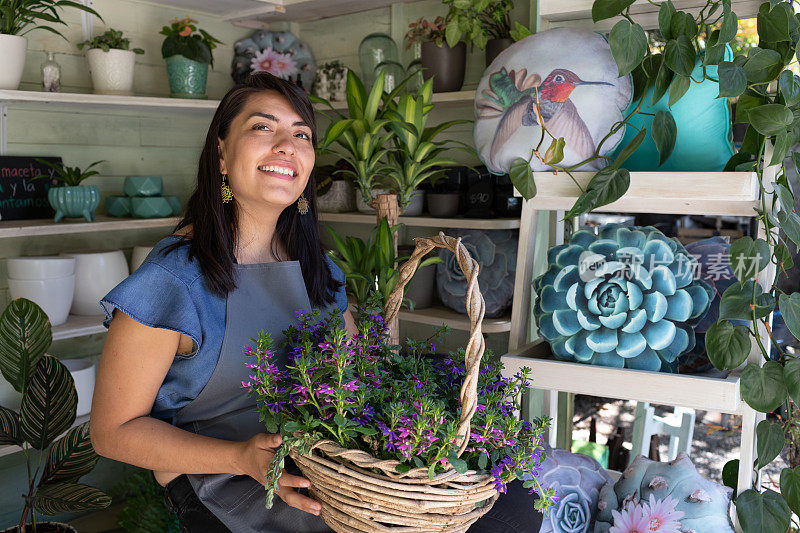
[243,299,555,512]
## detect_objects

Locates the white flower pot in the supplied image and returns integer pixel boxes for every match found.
[62,358,96,417]
[317,181,356,213]
[60,250,129,316]
[131,245,155,272]
[0,34,27,90]
[6,256,75,280]
[8,275,75,326]
[86,48,136,95]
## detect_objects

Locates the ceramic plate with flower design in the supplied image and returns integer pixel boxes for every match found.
[231,30,316,90]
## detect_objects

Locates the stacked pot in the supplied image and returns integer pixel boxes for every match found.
[6,256,76,326]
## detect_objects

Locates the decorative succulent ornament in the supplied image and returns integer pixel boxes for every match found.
[436,229,517,317]
[594,453,734,533]
[533,225,713,372]
[537,444,613,533]
[678,237,740,373]
[231,30,315,89]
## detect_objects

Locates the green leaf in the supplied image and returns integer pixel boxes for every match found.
[651,111,676,166]
[565,167,630,219]
[775,244,795,273]
[779,293,800,345]
[719,281,774,321]
[592,0,636,22]
[20,355,77,450]
[780,467,800,517]
[758,2,791,43]
[664,35,696,77]
[736,489,791,533]
[747,104,794,135]
[741,361,787,413]
[478,451,488,470]
[34,482,111,516]
[719,4,738,42]
[756,420,786,469]
[0,405,21,446]
[780,70,800,106]
[509,158,535,200]
[447,453,468,474]
[40,422,99,485]
[608,20,647,77]
[0,298,51,393]
[706,320,750,370]
[669,11,697,38]
[395,463,412,473]
[778,209,800,249]
[722,459,739,492]
[652,61,674,104]
[718,61,747,98]
[334,414,347,427]
[730,237,770,279]
[785,358,800,407]
[667,74,690,107]
[445,19,461,48]
[703,42,726,66]
[612,127,647,169]
[658,0,676,39]
[544,137,565,166]
[744,48,784,84]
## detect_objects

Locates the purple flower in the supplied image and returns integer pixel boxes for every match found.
[342,379,359,391]
[317,383,335,396]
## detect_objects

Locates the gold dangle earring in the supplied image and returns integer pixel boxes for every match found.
[220,173,233,204]
[297,193,309,215]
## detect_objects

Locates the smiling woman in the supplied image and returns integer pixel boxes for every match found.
[88,72,356,533]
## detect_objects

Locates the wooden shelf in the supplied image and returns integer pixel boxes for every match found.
[319,211,520,229]
[0,414,90,458]
[399,305,511,333]
[53,315,106,341]
[515,172,759,217]
[0,216,180,238]
[502,340,742,414]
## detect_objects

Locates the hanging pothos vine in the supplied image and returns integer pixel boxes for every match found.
[509,0,800,530]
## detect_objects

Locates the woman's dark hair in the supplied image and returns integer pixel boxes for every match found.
[165,72,341,306]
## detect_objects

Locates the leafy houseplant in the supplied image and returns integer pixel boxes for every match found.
[405,15,466,93]
[159,17,221,99]
[441,0,514,63]
[0,298,110,532]
[77,29,143,95]
[34,159,104,222]
[0,0,102,90]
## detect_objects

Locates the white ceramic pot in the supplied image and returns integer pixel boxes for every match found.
[8,275,75,326]
[131,245,155,272]
[86,48,136,95]
[401,190,425,216]
[6,256,75,280]
[59,250,129,316]
[62,358,96,417]
[317,181,356,213]
[0,375,21,411]
[0,34,27,90]
[356,188,390,214]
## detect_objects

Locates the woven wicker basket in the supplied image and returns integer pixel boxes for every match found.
[291,232,498,533]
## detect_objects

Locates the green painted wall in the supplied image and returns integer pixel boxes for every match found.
[0,0,532,526]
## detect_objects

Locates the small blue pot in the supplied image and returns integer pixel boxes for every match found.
[48,185,100,222]
[165,55,209,99]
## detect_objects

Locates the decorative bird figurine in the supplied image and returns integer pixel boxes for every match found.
[477,67,613,171]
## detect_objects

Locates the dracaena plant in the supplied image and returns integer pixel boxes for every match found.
[0,0,102,37]
[0,299,110,531]
[34,158,104,187]
[77,28,144,54]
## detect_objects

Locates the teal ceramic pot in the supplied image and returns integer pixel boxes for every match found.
[131,196,173,218]
[124,175,163,197]
[48,185,100,222]
[164,195,182,215]
[105,195,131,217]
[165,55,209,99]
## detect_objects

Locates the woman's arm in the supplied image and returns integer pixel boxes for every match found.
[342,308,358,337]
[90,311,321,515]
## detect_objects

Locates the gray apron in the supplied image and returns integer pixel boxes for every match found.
[173,261,333,533]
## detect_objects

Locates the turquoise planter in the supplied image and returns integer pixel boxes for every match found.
[131,196,173,218]
[165,55,209,99]
[48,185,100,222]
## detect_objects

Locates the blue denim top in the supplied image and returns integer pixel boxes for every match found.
[100,235,348,424]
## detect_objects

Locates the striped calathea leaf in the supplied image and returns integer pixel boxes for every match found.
[20,354,77,450]
[0,298,51,394]
[0,405,22,446]
[33,482,111,515]
[40,422,99,485]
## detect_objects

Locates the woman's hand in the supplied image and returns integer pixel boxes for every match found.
[235,433,322,516]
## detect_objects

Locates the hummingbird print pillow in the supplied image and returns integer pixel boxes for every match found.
[474,27,632,174]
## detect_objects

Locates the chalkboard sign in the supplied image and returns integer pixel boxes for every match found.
[0,156,61,221]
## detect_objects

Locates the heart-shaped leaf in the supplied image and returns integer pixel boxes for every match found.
[741,361,787,413]
[747,104,794,135]
[722,459,739,492]
[779,70,800,106]
[652,60,674,104]
[668,74,690,107]
[779,293,800,345]
[565,167,630,219]
[706,320,750,370]
[651,110,676,166]
[780,467,800,517]
[544,137,565,166]
[669,11,696,38]
[735,489,790,533]
[664,35,696,77]
[34,482,111,516]
[719,281,774,322]
[658,0,676,39]
[40,422,99,485]
[20,355,77,450]
[509,158,535,200]
[719,3,738,42]
[609,20,647,77]
[730,236,770,279]
[784,358,800,406]
[744,48,784,84]
[756,419,786,469]
[592,0,636,22]
[0,298,51,394]
[757,2,791,43]
[718,61,747,98]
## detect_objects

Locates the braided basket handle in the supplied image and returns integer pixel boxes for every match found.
[383,232,486,457]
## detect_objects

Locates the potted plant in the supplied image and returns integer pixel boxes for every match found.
[159,17,221,99]
[441,0,514,65]
[0,298,111,533]
[405,16,465,93]
[314,162,356,213]
[77,28,144,95]
[0,0,102,90]
[382,78,468,214]
[313,60,348,102]
[34,159,105,222]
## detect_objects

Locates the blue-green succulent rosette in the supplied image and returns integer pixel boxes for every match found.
[533,225,713,372]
